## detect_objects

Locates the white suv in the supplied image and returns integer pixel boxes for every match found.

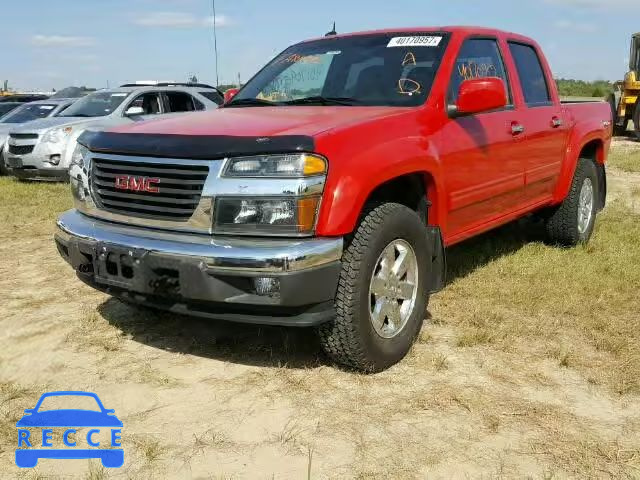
[4,83,223,181]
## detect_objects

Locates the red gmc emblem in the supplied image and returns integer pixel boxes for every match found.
[114,176,160,193]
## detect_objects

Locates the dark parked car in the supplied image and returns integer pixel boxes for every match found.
[0,94,50,103]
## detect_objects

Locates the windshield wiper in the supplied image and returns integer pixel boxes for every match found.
[282,96,361,106]
[225,98,280,107]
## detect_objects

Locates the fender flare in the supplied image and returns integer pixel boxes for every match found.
[553,134,605,205]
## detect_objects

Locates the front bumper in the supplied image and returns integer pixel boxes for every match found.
[8,165,69,181]
[5,139,68,181]
[55,210,343,326]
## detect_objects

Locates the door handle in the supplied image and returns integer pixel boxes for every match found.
[511,123,525,136]
[551,117,563,128]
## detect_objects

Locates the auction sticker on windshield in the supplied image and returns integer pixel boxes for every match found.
[387,36,442,48]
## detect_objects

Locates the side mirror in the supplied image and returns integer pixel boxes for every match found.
[224,88,240,104]
[451,78,507,116]
[125,106,145,116]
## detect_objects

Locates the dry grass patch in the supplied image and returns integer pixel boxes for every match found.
[130,434,167,464]
[609,143,640,173]
[67,308,125,352]
[435,201,640,395]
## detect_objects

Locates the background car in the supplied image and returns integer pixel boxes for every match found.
[0,102,22,119]
[0,98,78,174]
[0,94,50,103]
[5,82,223,182]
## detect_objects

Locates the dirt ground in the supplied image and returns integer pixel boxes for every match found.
[1,139,639,479]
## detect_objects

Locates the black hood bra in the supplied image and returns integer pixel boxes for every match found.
[78,131,316,160]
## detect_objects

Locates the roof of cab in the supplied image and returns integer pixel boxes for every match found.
[300,25,536,45]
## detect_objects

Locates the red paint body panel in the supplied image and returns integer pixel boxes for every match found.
[106,26,612,246]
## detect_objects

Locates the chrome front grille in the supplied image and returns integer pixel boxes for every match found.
[91,156,209,221]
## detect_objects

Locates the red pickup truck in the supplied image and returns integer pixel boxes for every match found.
[56,26,612,371]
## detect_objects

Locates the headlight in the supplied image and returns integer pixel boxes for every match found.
[69,144,90,206]
[222,153,326,178]
[70,144,89,169]
[42,126,73,144]
[214,196,321,235]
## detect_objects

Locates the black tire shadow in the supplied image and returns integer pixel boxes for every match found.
[97,216,546,368]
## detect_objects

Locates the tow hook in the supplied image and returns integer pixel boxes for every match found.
[78,263,94,274]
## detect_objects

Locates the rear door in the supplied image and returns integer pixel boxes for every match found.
[162,91,200,113]
[440,37,526,237]
[507,41,569,203]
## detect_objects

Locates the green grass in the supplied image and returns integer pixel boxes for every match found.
[436,200,640,395]
[608,146,640,173]
[0,177,72,238]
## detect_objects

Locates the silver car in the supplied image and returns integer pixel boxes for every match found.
[0,98,78,171]
[5,83,222,181]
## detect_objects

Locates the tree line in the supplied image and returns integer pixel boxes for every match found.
[554,79,614,98]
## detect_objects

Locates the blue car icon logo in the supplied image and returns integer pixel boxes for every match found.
[16,391,123,468]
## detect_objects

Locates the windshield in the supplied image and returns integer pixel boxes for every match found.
[0,103,20,118]
[230,32,448,107]
[59,91,130,117]
[631,36,640,72]
[0,103,59,124]
[36,395,102,412]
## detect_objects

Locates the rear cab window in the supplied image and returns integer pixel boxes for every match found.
[507,42,552,107]
[449,37,512,106]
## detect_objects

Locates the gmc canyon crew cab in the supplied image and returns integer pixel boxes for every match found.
[55,27,611,371]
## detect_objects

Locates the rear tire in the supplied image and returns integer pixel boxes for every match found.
[545,158,599,246]
[317,203,430,372]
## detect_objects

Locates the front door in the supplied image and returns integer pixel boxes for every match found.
[439,37,526,240]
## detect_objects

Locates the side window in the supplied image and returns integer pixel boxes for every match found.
[449,38,511,105]
[508,42,551,107]
[128,93,162,115]
[165,91,196,113]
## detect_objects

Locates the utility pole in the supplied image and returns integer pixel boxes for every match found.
[212,0,220,87]
[237,72,241,88]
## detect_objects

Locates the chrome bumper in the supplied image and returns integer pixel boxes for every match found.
[55,209,343,273]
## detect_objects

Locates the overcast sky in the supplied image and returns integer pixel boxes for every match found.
[3,0,638,91]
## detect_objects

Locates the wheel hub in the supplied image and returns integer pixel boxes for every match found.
[368,239,419,339]
[577,177,594,235]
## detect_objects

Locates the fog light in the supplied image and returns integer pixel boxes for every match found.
[48,154,61,165]
[254,277,280,298]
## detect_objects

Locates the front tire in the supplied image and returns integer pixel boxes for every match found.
[545,158,599,246]
[317,203,430,372]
